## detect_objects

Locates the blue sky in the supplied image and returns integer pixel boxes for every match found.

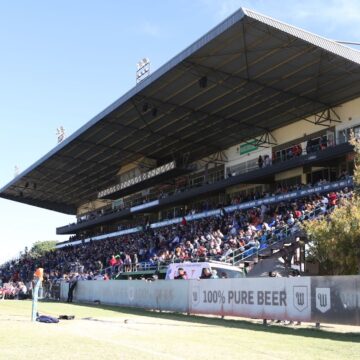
[1,0,360,264]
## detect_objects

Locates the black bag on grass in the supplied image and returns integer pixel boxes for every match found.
[36,315,59,323]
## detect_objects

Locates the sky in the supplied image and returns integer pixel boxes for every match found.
[1,0,360,264]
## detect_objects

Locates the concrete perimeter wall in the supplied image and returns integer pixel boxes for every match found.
[61,276,360,326]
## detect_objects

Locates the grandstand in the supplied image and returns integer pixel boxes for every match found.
[1,7,360,279]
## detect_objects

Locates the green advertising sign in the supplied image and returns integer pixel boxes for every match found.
[239,140,258,155]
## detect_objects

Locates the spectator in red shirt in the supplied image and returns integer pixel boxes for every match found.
[328,192,338,207]
[109,255,117,267]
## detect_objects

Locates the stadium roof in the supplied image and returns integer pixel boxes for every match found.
[2,7,360,214]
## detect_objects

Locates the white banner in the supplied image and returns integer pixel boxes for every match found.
[67,279,188,312]
[189,277,311,321]
[60,276,360,325]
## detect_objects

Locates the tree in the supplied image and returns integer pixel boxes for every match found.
[30,240,57,258]
[305,197,360,274]
[304,134,360,275]
[351,132,360,196]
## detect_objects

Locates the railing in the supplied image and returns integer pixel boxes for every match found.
[74,172,225,226]
[99,256,225,278]
[227,138,336,177]
[62,140,346,231]
[56,177,353,248]
[98,206,326,276]
[225,204,327,266]
[61,191,350,278]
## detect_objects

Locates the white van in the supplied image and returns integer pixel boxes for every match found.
[165,261,245,280]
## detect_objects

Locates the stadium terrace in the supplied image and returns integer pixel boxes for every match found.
[1,7,360,280]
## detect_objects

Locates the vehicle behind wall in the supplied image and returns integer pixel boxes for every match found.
[113,261,245,280]
[166,261,245,280]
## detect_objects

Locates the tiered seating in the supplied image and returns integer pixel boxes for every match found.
[0,180,353,283]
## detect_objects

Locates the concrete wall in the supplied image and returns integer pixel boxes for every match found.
[225,142,272,169]
[62,279,189,312]
[334,97,360,134]
[77,199,112,216]
[61,276,360,326]
[222,97,360,177]
[274,167,303,182]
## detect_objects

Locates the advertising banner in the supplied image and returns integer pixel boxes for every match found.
[71,279,189,313]
[240,140,258,155]
[311,276,360,326]
[151,178,353,229]
[61,275,360,326]
[59,178,353,248]
[189,277,311,321]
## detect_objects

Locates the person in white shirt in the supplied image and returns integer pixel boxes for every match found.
[287,213,295,226]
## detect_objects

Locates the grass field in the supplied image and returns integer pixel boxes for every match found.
[0,300,359,360]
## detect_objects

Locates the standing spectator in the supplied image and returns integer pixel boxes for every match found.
[109,255,117,268]
[124,254,132,272]
[320,135,328,150]
[95,260,103,272]
[67,274,78,303]
[115,255,123,270]
[131,253,138,271]
[292,144,302,157]
[264,155,271,167]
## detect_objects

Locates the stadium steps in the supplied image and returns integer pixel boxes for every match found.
[223,203,324,268]
[245,230,308,276]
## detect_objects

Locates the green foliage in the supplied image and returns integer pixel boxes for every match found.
[350,131,360,196]
[304,133,360,275]
[30,240,57,258]
[305,197,360,274]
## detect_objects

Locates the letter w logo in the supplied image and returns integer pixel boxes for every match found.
[192,286,200,306]
[318,294,327,307]
[315,288,331,313]
[293,286,308,312]
[296,292,304,306]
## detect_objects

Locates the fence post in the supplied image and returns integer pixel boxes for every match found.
[31,279,41,322]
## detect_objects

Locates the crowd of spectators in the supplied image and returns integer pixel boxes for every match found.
[0,186,353,289]
[65,133,340,230]
[65,175,350,245]
[0,281,28,300]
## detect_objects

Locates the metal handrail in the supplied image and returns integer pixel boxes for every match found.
[99,255,227,278]
[227,205,326,265]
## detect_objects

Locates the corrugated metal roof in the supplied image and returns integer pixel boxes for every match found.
[244,8,360,64]
[1,7,360,214]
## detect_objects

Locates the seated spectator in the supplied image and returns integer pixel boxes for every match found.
[328,192,338,207]
[200,268,212,279]
[0,182,352,285]
[174,268,187,280]
[287,213,295,226]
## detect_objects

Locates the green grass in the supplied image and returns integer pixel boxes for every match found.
[0,300,359,360]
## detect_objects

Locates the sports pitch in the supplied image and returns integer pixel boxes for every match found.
[0,300,359,360]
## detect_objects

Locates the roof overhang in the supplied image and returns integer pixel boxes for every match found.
[2,7,360,214]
